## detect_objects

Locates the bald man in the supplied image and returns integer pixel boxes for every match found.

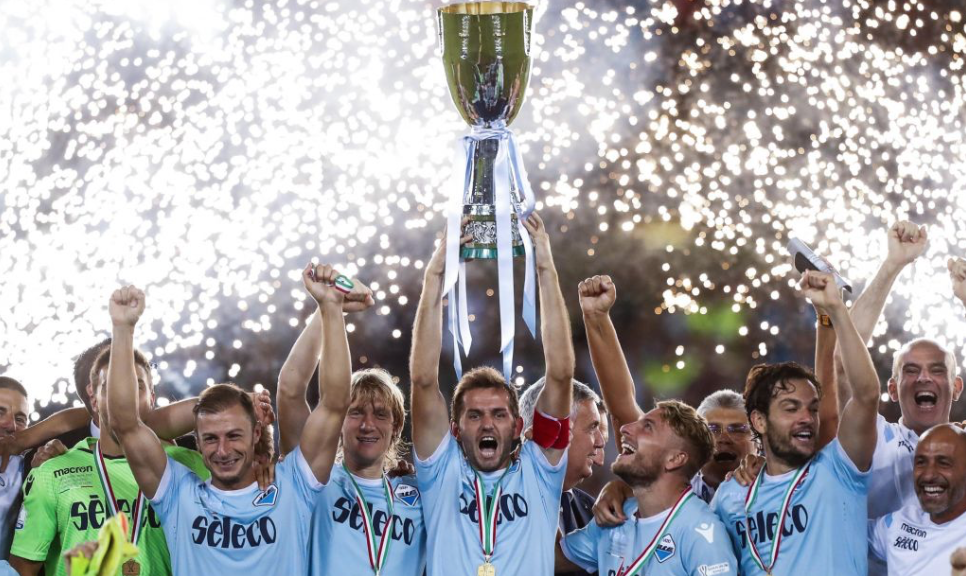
[868,424,966,575]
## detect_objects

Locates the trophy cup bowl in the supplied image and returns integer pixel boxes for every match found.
[438,1,534,260]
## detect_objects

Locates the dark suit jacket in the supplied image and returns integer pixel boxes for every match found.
[559,487,598,575]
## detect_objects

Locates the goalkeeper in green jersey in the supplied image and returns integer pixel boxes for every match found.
[8,343,215,576]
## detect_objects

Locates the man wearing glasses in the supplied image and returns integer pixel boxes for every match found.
[691,391,757,503]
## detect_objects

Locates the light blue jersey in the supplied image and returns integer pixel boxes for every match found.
[711,439,869,576]
[150,447,322,574]
[415,433,566,576]
[562,493,737,576]
[308,466,425,575]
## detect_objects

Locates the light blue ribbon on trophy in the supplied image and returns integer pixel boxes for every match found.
[444,123,537,381]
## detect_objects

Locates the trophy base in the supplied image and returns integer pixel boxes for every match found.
[461,244,527,260]
[461,208,526,260]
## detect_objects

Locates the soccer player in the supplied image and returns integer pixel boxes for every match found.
[410,212,575,575]
[519,378,606,534]
[274,271,426,576]
[557,400,738,575]
[107,266,365,573]
[8,347,210,576]
[868,424,966,575]
[710,270,881,575]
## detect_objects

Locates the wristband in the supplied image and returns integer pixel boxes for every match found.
[532,410,571,450]
[551,415,571,449]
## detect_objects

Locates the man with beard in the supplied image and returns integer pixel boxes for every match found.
[556,401,737,575]
[710,270,881,575]
[272,266,427,576]
[410,212,575,576]
[108,265,368,573]
[519,378,606,548]
[868,424,966,575]
[578,277,758,532]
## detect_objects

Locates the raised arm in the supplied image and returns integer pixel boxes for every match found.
[295,264,359,483]
[277,308,321,455]
[0,407,89,472]
[525,213,574,463]
[107,286,169,498]
[834,221,926,409]
[579,275,643,449]
[801,271,879,471]
[409,237,455,459]
[276,265,374,455]
[814,305,838,449]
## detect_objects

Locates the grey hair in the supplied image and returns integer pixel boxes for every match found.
[519,377,601,431]
[891,338,959,382]
[696,389,745,418]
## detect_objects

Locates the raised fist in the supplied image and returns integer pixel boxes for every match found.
[302,263,374,311]
[885,220,928,268]
[948,257,966,304]
[578,275,617,316]
[109,286,145,327]
[797,270,843,311]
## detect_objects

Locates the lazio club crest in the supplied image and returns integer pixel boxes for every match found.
[253,484,279,507]
[394,483,420,507]
[655,534,676,563]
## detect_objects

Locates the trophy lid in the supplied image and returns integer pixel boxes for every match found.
[437,2,534,127]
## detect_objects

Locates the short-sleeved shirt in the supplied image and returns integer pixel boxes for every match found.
[415,433,567,576]
[869,504,966,575]
[10,438,209,576]
[869,414,918,519]
[711,439,870,576]
[151,446,322,574]
[561,494,737,576]
[0,455,23,558]
[308,466,426,576]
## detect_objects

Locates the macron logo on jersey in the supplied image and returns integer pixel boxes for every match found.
[253,485,278,507]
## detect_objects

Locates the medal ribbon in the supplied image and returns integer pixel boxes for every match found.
[743,463,811,574]
[473,466,513,562]
[343,464,396,575]
[93,441,146,544]
[617,487,694,576]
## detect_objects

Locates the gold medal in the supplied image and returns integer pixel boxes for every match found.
[122,560,141,575]
[477,561,496,576]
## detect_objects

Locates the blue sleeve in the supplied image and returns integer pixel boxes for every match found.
[821,438,870,494]
[682,516,739,576]
[522,440,567,496]
[281,447,325,508]
[414,433,459,492]
[149,456,196,521]
[559,520,602,573]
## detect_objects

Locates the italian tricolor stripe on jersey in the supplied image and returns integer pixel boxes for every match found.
[618,487,694,576]
[743,463,811,574]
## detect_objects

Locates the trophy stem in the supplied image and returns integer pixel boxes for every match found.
[461,137,525,260]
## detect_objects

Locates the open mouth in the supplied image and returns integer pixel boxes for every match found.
[213,457,240,470]
[791,429,814,444]
[919,483,948,499]
[713,451,737,463]
[620,441,636,456]
[914,391,938,409]
[357,436,379,445]
[479,436,498,458]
